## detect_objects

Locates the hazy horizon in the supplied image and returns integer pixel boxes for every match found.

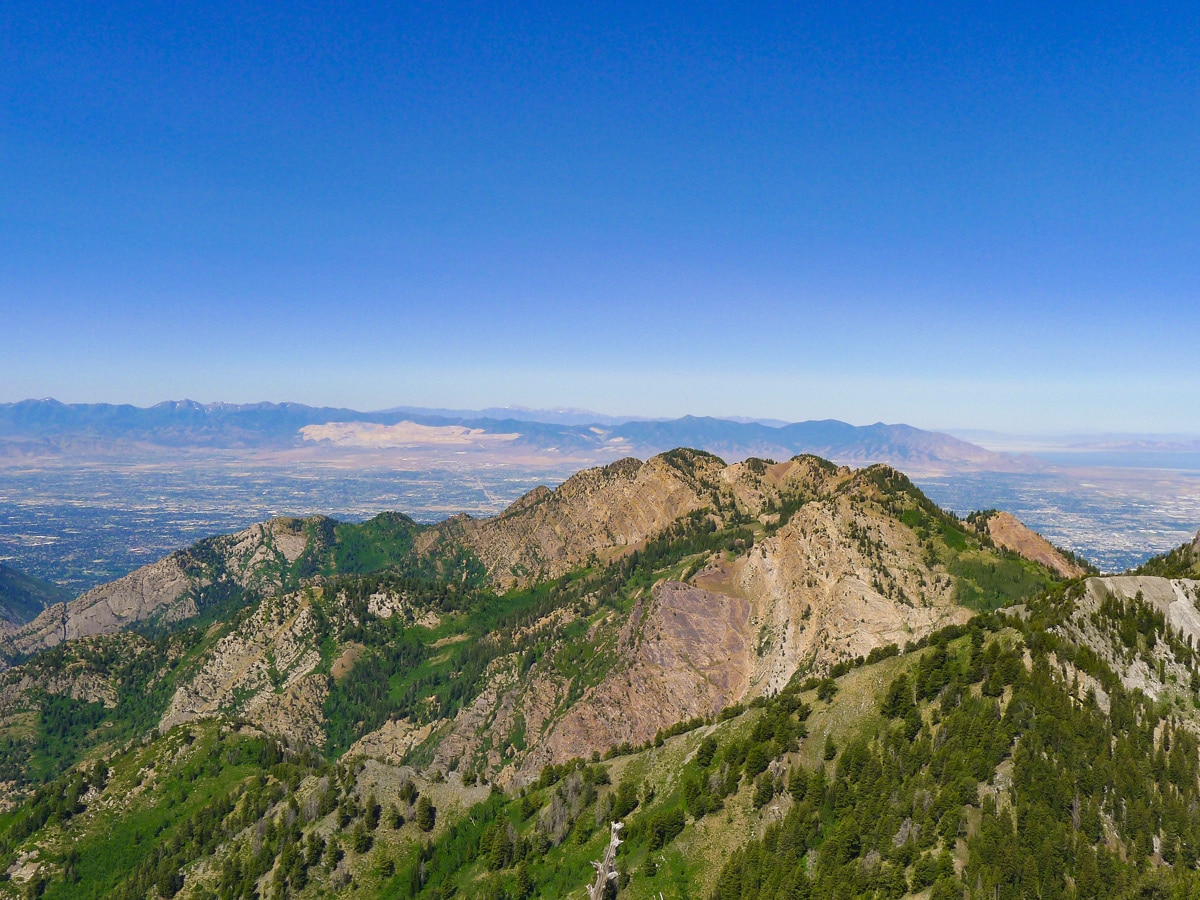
[7,395,1200,445]
[9,394,1200,450]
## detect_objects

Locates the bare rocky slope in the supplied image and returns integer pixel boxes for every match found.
[414,452,729,589]
[16,449,1059,790]
[980,510,1087,579]
[416,452,846,589]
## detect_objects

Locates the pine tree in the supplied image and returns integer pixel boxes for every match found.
[514,859,533,899]
[416,795,436,832]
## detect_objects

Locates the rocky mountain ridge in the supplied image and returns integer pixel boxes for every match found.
[0,452,1191,900]
[0,512,423,662]
[2,516,332,659]
[0,450,1078,800]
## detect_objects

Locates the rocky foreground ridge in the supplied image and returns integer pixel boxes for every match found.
[0,450,1082,793]
[4,450,1200,899]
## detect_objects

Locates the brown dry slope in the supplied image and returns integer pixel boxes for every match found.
[983,510,1086,578]
[415,453,726,589]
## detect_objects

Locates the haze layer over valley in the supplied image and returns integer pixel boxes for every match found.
[2,400,1197,591]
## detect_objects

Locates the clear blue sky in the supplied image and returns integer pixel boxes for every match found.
[3,2,1198,433]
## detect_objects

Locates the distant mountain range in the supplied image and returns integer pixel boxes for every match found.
[0,399,1029,471]
[380,404,794,427]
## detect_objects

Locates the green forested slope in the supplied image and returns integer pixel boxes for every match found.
[13,581,1199,899]
[0,455,1160,899]
[1133,533,1200,579]
[385,592,1200,900]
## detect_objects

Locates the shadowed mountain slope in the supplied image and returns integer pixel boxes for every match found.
[0,563,72,628]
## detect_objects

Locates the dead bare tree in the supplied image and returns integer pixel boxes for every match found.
[587,821,624,900]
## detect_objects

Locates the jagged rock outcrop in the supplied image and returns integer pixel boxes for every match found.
[157,580,448,749]
[0,649,120,716]
[721,476,970,695]
[416,453,727,589]
[7,556,193,656]
[158,589,324,744]
[348,718,435,762]
[4,451,1063,665]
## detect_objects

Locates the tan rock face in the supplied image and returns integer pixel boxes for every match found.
[414,580,753,787]
[419,452,848,590]
[254,674,329,748]
[430,655,525,776]
[418,454,723,589]
[157,580,448,750]
[437,464,991,784]
[726,488,967,695]
[455,475,976,787]
[7,556,192,655]
[984,511,1085,579]
[348,718,435,762]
